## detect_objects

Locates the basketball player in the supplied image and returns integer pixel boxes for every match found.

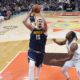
[52,31,80,80]
[23,9,47,80]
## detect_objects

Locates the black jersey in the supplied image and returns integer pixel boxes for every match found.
[29,28,47,53]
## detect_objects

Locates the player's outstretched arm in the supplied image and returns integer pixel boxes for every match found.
[50,52,73,63]
[23,10,34,31]
[50,57,70,63]
[52,39,67,45]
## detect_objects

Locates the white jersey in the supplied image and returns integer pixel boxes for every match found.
[66,38,80,61]
[0,16,4,31]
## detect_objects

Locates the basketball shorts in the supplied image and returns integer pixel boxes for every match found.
[28,50,44,67]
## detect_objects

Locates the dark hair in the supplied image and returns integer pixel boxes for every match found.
[70,31,78,40]
[66,31,78,41]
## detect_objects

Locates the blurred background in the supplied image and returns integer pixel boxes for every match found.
[0,0,80,18]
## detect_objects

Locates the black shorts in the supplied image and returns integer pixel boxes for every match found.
[28,50,44,67]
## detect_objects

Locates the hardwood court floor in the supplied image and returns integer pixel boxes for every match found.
[0,39,80,71]
[0,40,29,71]
[1,52,79,80]
[0,40,80,80]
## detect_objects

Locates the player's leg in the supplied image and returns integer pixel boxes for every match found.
[28,59,35,80]
[35,54,44,80]
[28,50,37,80]
[35,66,41,80]
[61,67,70,80]
[75,62,80,80]
[61,61,73,80]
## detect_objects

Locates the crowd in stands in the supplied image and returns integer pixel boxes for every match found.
[0,0,80,19]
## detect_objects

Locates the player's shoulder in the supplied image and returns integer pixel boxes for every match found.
[70,42,78,52]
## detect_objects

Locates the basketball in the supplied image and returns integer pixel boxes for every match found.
[70,43,78,52]
[32,4,41,13]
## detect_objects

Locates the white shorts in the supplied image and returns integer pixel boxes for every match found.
[63,60,80,72]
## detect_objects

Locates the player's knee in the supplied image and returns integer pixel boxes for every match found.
[61,68,65,73]
[61,66,67,73]
[29,60,35,68]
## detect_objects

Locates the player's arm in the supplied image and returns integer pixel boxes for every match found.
[63,43,78,61]
[70,43,78,52]
[40,8,47,32]
[59,43,78,61]
[66,43,78,59]
[52,39,67,45]
[50,57,70,63]
[67,43,78,57]
[51,43,78,63]
[56,53,73,61]
[50,52,74,63]
[23,10,34,31]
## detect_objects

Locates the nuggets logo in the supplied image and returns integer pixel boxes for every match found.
[33,31,44,35]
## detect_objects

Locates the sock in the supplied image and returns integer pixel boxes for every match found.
[28,60,35,80]
[61,68,70,79]
[64,71,70,79]
[35,66,41,79]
